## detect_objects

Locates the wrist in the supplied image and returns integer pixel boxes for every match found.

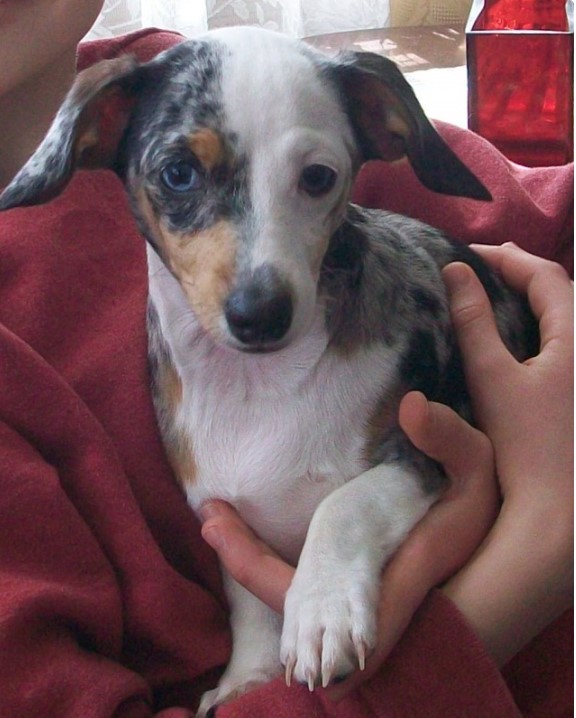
[442,497,573,666]
[502,493,573,571]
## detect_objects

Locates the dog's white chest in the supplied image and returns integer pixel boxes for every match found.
[148,250,398,559]
[179,349,385,558]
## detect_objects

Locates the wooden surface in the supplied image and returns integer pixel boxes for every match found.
[305,24,466,73]
[305,24,469,126]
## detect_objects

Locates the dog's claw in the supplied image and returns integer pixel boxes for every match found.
[306,671,315,692]
[321,657,339,688]
[355,639,367,671]
[285,657,295,687]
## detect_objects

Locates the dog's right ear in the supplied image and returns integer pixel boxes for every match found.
[0,56,146,210]
[331,52,491,201]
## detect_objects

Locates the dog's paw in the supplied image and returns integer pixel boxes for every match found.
[280,561,379,690]
[196,669,276,717]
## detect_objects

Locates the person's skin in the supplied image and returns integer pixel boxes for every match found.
[201,243,573,694]
[441,244,573,666]
[0,0,104,187]
[3,0,572,699]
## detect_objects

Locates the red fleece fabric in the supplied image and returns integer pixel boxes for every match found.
[0,29,572,718]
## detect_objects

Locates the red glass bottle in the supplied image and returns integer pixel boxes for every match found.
[466,0,574,166]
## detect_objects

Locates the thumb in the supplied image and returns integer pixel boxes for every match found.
[442,261,513,381]
[399,391,494,488]
[200,501,293,614]
[329,394,498,702]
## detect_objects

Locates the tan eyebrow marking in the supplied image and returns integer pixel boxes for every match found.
[187,128,225,171]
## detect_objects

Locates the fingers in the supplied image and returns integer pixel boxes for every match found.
[200,500,293,614]
[471,243,574,351]
[471,242,572,301]
[442,261,515,383]
[398,392,498,575]
[328,393,498,701]
[399,391,494,489]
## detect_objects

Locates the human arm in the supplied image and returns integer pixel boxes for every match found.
[440,243,573,666]
[200,391,500,689]
[201,244,573,700]
[199,405,518,718]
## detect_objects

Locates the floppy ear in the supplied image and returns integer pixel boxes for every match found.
[0,55,145,210]
[333,52,491,201]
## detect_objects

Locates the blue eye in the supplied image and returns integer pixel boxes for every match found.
[299,164,337,197]
[160,160,200,192]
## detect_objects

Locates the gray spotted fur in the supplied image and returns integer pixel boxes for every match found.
[0,34,537,498]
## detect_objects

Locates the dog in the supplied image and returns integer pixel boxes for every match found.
[0,26,537,716]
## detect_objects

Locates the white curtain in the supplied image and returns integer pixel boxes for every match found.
[87,0,392,40]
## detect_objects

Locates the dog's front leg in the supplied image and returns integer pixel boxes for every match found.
[197,569,283,717]
[281,463,438,690]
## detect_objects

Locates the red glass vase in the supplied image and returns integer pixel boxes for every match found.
[466,0,574,166]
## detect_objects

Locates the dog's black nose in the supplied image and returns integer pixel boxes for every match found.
[225,265,293,348]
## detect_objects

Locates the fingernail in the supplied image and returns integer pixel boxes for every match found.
[201,524,225,551]
[442,262,474,295]
[199,501,220,522]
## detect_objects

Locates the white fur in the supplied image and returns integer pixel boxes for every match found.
[205,27,358,348]
[281,464,434,688]
[149,235,435,715]
[146,29,437,717]
[148,246,402,561]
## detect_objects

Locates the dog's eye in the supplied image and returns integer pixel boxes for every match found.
[160,160,200,192]
[299,164,337,197]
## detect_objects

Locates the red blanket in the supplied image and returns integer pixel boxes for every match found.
[0,29,572,718]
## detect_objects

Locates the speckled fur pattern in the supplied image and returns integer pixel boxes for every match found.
[0,27,537,715]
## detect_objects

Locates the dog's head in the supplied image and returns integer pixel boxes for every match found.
[0,27,490,352]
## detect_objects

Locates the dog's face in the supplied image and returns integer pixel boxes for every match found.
[0,27,489,353]
[127,29,361,351]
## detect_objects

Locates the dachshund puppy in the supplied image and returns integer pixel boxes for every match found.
[0,27,536,716]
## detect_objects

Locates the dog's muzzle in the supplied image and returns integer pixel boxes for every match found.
[224,264,293,350]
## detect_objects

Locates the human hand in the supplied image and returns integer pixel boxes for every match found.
[326,389,499,698]
[201,243,573,692]
[441,243,573,665]
[200,391,498,696]
[444,243,573,505]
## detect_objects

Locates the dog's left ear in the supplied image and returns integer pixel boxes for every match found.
[0,55,146,210]
[332,52,491,200]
